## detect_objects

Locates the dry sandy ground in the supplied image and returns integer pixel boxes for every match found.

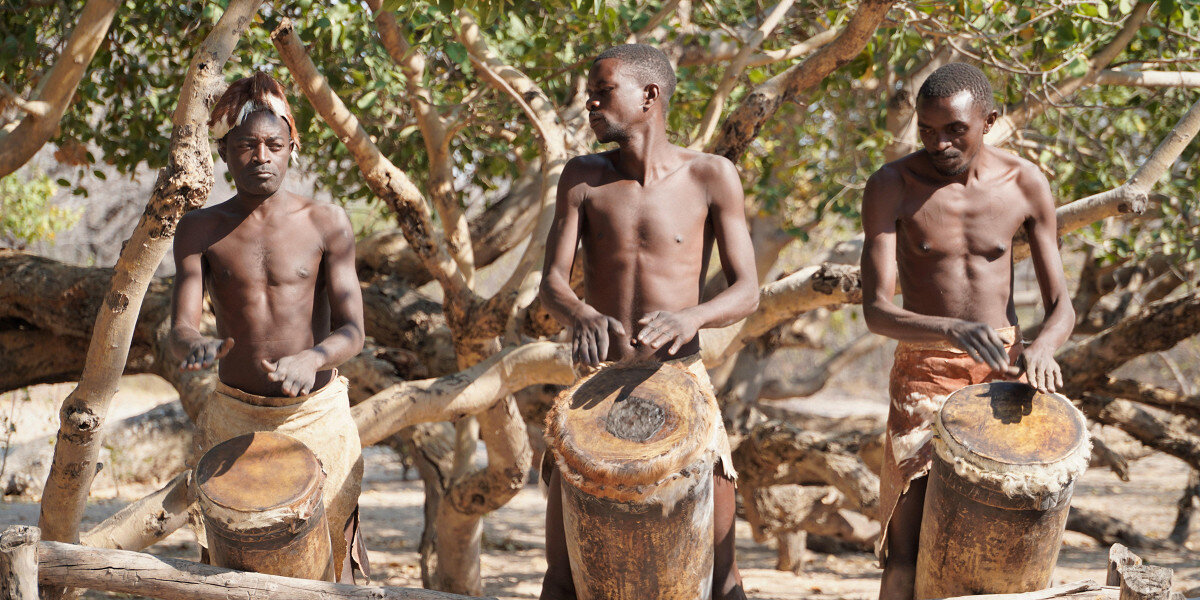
[3,376,1198,599]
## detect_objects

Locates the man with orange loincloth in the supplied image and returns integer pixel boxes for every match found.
[860,63,1075,600]
[170,72,368,582]
[538,44,760,600]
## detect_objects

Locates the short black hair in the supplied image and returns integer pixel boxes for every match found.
[918,62,995,115]
[594,44,677,107]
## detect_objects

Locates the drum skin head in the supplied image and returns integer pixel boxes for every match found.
[196,431,323,512]
[940,382,1086,466]
[546,362,717,501]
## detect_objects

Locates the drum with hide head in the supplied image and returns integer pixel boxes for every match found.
[914,382,1091,599]
[196,431,335,581]
[546,362,722,600]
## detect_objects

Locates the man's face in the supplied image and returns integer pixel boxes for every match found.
[916,90,996,176]
[586,58,651,144]
[218,110,293,197]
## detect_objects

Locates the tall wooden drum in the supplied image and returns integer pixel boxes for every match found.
[195,431,335,581]
[546,362,721,600]
[914,382,1091,599]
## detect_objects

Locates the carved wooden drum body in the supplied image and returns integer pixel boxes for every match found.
[546,362,722,600]
[915,382,1091,599]
[195,431,335,581]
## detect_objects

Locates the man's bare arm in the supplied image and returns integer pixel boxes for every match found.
[539,157,625,366]
[637,156,759,354]
[169,212,233,370]
[1018,164,1074,392]
[860,167,1014,372]
[261,205,366,396]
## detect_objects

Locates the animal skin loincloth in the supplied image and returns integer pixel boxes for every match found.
[876,327,1022,565]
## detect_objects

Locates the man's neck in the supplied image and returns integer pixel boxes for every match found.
[613,122,676,185]
[229,189,289,218]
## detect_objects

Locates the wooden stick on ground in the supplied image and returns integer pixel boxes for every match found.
[37,539,493,600]
[936,580,1114,600]
[0,526,38,600]
[1118,566,1173,600]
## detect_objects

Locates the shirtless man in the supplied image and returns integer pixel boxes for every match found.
[860,63,1075,600]
[170,72,367,582]
[538,44,760,600]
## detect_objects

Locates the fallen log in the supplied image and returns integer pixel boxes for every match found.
[36,538,494,600]
[1067,507,1179,551]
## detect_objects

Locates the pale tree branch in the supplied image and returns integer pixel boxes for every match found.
[1096,69,1200,88]
[690,0,796,149]
[710,0,897,161]
[366,0,476,285]
[0,0,118,177]
[271,18,473,304]
[1090,378,1200,421]
[0,79,50,118]
[985,1,1152,146]
[456,9,569,340]
[352,341,574,447]
[677,29,837,68]
[36,0,261,566]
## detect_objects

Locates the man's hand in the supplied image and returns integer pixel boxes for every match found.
[179,337,234,371]
[1017,345,1063,393]
[572,307,626,368]
[635,310,700,357]
[260,352,321,397]
[946,321,1019,375]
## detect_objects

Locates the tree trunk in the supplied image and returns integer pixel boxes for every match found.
[79,471,194,551]
[37,2,261,562]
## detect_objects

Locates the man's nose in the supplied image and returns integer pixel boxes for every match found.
[252,143,270,163]
[934,136,953,151]
[586,98,600,111]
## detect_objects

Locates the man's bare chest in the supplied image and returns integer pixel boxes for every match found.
[581,184,710,250]
[203,228,324,288]
[897,185,1027,259]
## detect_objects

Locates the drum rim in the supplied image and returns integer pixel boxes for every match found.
[196,431,326,533]
[546,362,721,503]
[933,382,1091,499]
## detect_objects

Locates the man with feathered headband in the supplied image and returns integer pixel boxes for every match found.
[169,71,369,582]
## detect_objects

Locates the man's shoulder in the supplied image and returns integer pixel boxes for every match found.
[682,148,737,181]
[177,202,230,236]
[565,151,616,173]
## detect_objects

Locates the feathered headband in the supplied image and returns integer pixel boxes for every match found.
[208,72,300,149]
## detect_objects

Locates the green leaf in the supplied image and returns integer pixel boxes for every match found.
[1065,56,1089,78]
[445,41,468,65]
[1118,0,1134,14]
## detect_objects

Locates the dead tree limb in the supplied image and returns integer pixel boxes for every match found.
[1060,291,1200,392]
[1097,69,1200,89]
[0,0,119,177]
[1067,507,1179,551]
[37,0,261,556]
[36,540,494,600]
[1090,378,1200,422]
[1076,394,1200,471]
[79,471,193,551]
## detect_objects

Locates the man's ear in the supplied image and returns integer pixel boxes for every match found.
[982,109,999,134]
[643,83,660,112]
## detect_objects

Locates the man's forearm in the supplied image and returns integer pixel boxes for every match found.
[1027,296,1075,353]
[864,300,964,343]
[684,280,759,330]
[301,324,364,372]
